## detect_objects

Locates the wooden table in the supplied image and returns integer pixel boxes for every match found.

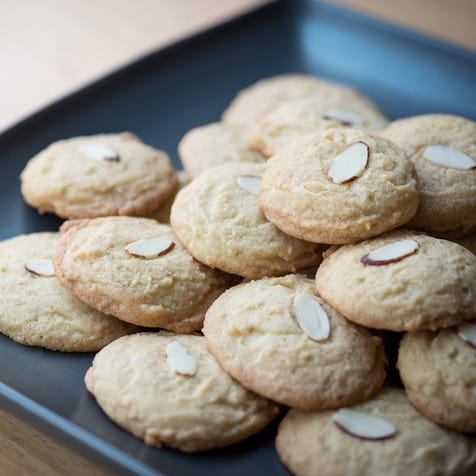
[0,0,475,474]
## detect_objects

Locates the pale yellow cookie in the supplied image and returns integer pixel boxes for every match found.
[178,123,264,179]
[170,163,323,278]
[315,230,476,331]
[54,217,234,331]
[20,132,177,219]
[203,274,386,410]
[249,90,388,157]
[0,232,137,351]
[276,386,476,476]
[258,128,419,244]
[85,332,280,452]
[398,326,476,432]
[381,114,476,237]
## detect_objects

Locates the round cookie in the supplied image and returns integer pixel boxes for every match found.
[20,132,177,219]
[398,326,476,432]
[276,386,476,476]
[170,163,323,278]
[380,114,476,238]
[315,230,476,331]
[203,274,386,410]
[146,170,190,224]
[178,122,264,179]
[0,232,137,352]
[258,128,419,244]
[222,73,328,127]
[85,332,280,452]
[249,91,388,157]
[53,217,234,331]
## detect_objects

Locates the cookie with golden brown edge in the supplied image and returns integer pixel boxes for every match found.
[249,90,388,157]
[53,217,234,331]
[398,324,476,432]
[315,230,476,331]
[258,128,419,244]
[178,122,264,179]
[85,332,280,452]
[20,132,177,219]
[0,232,137,352]
[170,163,324,279]
[381,114,476,238]
[276,386,476,476]
[203,274,386,410]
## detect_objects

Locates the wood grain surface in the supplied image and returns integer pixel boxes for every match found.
[0,409,111,476]
[0,1,474,475]
[0,0,269,132]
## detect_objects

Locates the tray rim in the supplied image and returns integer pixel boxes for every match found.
[1,0,475,474]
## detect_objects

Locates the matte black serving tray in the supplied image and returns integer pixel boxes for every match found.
[1,1,475,475]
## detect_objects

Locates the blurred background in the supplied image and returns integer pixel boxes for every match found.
[1,0,475,132]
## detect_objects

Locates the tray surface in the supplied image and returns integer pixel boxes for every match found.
[0,1,475,474]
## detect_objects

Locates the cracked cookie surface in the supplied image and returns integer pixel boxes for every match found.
[21,132,177,218]
[0,232,137,351]
[54,217,233,331]
[85,332,280,452]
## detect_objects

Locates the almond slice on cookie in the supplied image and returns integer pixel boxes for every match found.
[327,142,369,184]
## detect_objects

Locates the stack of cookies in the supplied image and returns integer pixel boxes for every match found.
[1,73,475,474]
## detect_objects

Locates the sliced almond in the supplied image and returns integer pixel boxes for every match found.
[25,258,55,277]
[80,141,120,162]
[457,322,476,348]
[327,142,369,184]
[332,408,396,440]
[237,175,261,195]
[361,239,419,266]
[424,145,475,170]
[165,340,197,376]
[322,109,364,126]
[125,236,175,259]
[292,292,330,341]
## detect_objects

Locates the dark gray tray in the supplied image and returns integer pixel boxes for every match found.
[0,1,475,475]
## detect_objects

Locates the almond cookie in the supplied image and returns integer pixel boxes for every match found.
[276,386,476,476]
[258,128,419,244]
[315,230,476,331]
[381,114,476,238]
[0,232,137,352]
[53,217,233,331]
[85,332,280,452]
[170,163,323,278]
[203,274,386,410]
[20,132,177,219]
[222,74,327,127]
[178,123,264,179]
[398,325,476,432]
[249,91,388,157]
